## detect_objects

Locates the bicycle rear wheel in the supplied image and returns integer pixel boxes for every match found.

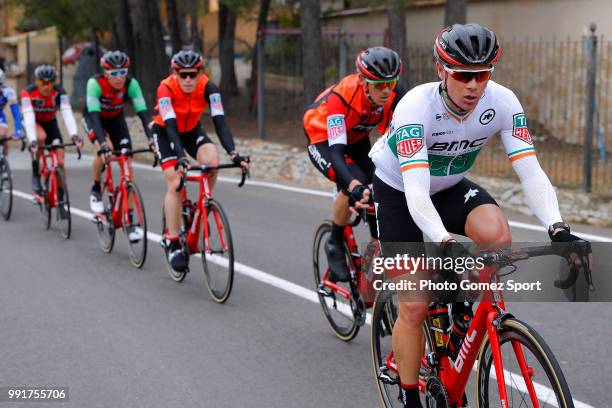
[124,182,147,268]
[201,199,234,303]
[55,169,71,239]
[161,203,187,282]
[476,318,574,408]
[0,157,13,220]
[312,220,360,341]
[96,184,115,253]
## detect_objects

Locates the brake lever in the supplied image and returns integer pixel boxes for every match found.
[238,167,249,188]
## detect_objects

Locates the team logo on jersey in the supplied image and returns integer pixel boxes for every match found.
[435,112,450,121]
[394,124,424,158]
[512,113,533,144]
[479,109,495,125]
[327,114,346,140]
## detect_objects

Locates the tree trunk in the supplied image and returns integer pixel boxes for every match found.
[387,0,408,89]
[127,0,168,106]
[249,0,271,113]
[188,0,202,51]
[166,0,185,54]
[444,0,467,27]
[300,0,324,106]
[111,0,135,58]
[218,2,239,105]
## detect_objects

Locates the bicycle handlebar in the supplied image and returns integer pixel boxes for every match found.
[175,156,251,192]
[38,142,82,160]
[0,136,27,152]
[109,147,158,168]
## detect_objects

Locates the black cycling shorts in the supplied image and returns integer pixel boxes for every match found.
[83,111,132,151]
[374,175,499,243]
[307,136,374,195]
[152,122,213,170]
[37,119,63,146]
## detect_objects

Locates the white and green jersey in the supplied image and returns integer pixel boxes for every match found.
[371,80,536,194]
[370,80,562,242]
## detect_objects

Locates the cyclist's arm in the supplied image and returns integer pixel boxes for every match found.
[500,90,563,228]
[6,87,22,136]
[57,87,78,136]
[204,82,235,154]
[127,78,153,140]
[20,90,37,143]
[326,93,360,189]
[85,78,107,145]
[157,84,184,158]
[392,100,452,243]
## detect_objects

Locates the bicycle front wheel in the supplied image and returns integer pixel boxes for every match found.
[0,157,13,220]
[96,184,115,253]
[40,173,51,230]
[55,168,71,240]
[477,318,574,408]
[124,182,147,268]
[161,203,187,282]
[312,220,360,341]
[201,199,234,304]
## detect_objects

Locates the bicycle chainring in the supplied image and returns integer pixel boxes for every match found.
[425,376,449,408]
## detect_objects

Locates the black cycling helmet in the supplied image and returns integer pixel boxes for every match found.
[34,64,57,82]
[171,50,204,71]
[434,23,501,67]
[100,50,130,69]
[355,46,402,80]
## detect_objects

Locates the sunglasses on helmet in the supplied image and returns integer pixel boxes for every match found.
[365,77,398,90]
[106,69,128,77]
[443,65,494,83]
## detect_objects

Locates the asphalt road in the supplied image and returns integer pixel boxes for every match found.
[1,149,610,407]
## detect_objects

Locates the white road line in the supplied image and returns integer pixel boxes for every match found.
[10,189,595,408]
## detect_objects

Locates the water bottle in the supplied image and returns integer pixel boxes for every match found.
[448,302,474,361]
[427,302,450,355]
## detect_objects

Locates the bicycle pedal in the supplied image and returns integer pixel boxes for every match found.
[378,368,399,385]
[159,240,167,249]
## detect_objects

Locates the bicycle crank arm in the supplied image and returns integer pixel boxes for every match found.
[378,367,399,385]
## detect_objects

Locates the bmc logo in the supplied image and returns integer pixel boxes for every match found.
[430,137,487,152]
[453,329,477,373]
[395,124,424,158]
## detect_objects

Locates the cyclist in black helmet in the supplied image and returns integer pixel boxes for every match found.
[303,46,406,283]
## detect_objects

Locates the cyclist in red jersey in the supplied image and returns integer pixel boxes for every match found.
[152,50,248,272]
[21,64,82,195]
[303,47,405,283]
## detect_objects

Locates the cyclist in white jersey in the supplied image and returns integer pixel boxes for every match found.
[369,23,590,408]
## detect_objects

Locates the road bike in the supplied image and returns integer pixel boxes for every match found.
[92,148,156,268]
[161,160,249,303]
[312,206,380,341]
[33,141,81,239]
[371,243,591,408]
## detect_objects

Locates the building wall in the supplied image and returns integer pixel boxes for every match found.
[325,0,612,43]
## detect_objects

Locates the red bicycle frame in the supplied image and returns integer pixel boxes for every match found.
[98,152,144,229]
[36,147,63,207]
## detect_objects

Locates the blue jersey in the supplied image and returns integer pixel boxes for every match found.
[0,84,22,134]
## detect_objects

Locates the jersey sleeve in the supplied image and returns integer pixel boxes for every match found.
[57,87,78,136]
[86,78,102,112]
[157,84,176,121]
[20,89,37,142]
[390,96,451,243]
[499,90,537,162]
[127,78,148,112]
[204,81,225,117]
[326,92,349,146]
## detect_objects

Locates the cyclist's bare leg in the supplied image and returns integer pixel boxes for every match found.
[0,126,9,155]
[332,193,352,228]
[196,143,219,189]
[163,166,183,237]
[393,204,511,386]
[91,137,114,184]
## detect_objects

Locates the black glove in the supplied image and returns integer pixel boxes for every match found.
[549,222,591,262]
[230,151,247,166]
[71,134,82,145]
[348,184,369,207]
[175,157,190,171]
[97,142,111,156]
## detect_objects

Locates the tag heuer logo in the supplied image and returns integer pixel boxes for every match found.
[512,113,533,145]
[479,108,495,125]
[395,124,424,158]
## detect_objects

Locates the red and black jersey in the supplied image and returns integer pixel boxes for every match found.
[20,83,65,123]
[91,74,134,119]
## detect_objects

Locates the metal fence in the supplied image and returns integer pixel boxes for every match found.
[257,28,612,192]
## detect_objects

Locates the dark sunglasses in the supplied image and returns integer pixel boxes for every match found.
[443,66,494,83]
[178,71,198,79]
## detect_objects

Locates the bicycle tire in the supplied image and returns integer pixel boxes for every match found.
[124,182,147,268]
[312,220,360,341]
[0,157,13,221]
[40,172,51,230]
[96,184,115,253]
[201,199,234,304]
[55,168,71,240]
[476,318,574,408]
[161,203,187,282]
